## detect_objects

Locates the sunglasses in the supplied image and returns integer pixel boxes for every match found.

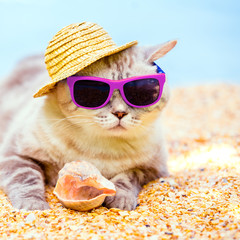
[67,64,165,110]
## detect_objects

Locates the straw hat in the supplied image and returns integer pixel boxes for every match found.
[34,22,138,98]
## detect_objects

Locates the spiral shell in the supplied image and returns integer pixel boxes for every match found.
[54,161,116,211]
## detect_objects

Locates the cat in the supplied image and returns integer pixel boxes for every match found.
[0,40,177,211]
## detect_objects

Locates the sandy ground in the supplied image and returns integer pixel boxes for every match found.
[0,83,240,239]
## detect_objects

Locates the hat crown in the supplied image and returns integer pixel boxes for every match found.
[45,22,116,81]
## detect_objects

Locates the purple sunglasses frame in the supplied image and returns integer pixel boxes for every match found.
[67,74,166,110]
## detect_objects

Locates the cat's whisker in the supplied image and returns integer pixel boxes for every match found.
[76,121,96,124]
[48,121,96,133]
[52,120,95,128]
[122,119,142,127]
[132,119,142,124]
[73,122,96,127]
[50,118,69,128]
[38,114,92,121]
[49,115,94,128]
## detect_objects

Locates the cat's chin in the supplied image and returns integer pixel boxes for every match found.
[109,125,126,131]
[107,125,128,136]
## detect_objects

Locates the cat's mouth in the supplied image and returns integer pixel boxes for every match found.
[109,124,126,131]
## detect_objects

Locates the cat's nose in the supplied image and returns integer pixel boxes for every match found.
[112,111,128,120]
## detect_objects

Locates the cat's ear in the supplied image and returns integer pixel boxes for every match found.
[144,40,177,62]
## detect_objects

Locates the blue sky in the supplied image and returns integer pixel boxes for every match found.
[0,0,239,87]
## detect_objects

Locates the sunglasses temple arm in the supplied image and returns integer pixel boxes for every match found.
[153,62,165,74]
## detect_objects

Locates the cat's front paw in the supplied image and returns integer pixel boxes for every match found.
[11,197,50,211]
[104,188,137,211]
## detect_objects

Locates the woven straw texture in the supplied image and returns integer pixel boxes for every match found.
[34,22,137,98]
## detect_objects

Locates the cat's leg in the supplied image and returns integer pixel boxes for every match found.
[104,167,168,210]
[0,155,49,210]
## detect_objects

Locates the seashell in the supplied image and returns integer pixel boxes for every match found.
[54,161,116,211]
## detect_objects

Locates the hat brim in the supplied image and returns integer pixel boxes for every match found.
[33,40,138,98]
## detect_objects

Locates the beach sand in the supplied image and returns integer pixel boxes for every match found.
[0,83,240,239]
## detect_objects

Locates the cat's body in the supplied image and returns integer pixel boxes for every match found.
[0,42,176,210]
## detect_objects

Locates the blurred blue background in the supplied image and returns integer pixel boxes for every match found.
[0,0,239,87]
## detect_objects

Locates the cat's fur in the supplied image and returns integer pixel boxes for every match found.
[0,41,177,210]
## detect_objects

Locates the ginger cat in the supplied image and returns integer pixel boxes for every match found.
[0,41,176,210]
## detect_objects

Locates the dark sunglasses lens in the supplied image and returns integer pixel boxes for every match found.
[123,78,160,106]
[73,80,110,108]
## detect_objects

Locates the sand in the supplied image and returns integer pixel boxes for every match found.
[0,83,240,239]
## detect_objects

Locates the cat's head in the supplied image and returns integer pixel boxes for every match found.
[54,40,177,138]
